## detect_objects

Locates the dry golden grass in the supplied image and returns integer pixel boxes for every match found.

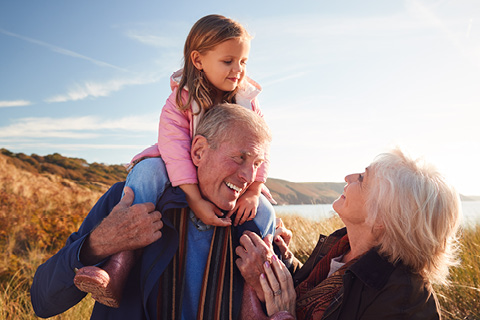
[278,213,480,320]
[276,213,345,263]
[0,154,101,319]
[434,225,480,320]
[1,153,479,319]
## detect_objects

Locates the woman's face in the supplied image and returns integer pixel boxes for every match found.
[332,168,371,226]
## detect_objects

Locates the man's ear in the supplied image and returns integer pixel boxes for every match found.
[191,135,209,166]
[190,50,203,70]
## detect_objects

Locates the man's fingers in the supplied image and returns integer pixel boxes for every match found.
[150,210,162,221]
[152,219,163,231]
[239,231,257,251]
[152,229,163,241]
[240,231,273,261]
[120,186,135,208]
[243,230,265,247]
[121,187,156,215]
[263,234,274,250]
[235,246,247,260]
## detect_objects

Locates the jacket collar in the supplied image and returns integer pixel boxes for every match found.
[347,248,396,290]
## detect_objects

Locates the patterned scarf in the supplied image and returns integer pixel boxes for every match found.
[157,208,236,320]
[295,235,355,320]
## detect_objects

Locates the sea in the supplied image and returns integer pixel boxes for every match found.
[274,201,480,227]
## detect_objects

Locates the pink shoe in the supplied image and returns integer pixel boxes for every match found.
[74,250,135,308]
[74,266,121,308]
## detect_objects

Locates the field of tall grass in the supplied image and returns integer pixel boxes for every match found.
[277,213,480,320]
[1,153,479,319]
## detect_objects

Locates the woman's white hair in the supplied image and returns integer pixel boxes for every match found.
[366,149,462,285]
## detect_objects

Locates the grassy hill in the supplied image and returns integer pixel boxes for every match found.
[0,149,344,205]
[0,149,127,193]
[2,149,478,203]
[0,150,479,319]
[266,178,344,205]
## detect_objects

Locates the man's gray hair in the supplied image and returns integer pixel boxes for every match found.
[195,103,272,149]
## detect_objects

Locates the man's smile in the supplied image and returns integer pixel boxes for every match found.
[225,181,242,192]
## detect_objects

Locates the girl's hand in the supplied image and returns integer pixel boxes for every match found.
[260,255,297,318]
[228,190,259,226]
[190,198,232,227]
[181,183,231,227]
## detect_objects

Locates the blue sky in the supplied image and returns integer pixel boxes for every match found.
[1,0,479,195]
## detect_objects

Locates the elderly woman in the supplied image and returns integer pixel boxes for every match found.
[236,149,462,319]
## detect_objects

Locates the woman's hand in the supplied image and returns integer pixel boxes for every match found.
[274,218,293,264]
[259,255,297,318]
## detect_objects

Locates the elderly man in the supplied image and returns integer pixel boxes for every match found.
[31,103,275,319]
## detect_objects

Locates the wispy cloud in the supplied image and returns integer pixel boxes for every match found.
[260,71,309,88]
[126,30,179,48]
[45,74,160,103]
[0,115,157,139]
[0,28,128,71]
[406,0,480,68]
[0,100,32,108]
[251,13,427,41]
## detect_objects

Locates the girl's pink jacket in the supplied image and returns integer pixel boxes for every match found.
[130,70,270,188]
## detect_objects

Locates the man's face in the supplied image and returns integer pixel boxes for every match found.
[192,130,266,211]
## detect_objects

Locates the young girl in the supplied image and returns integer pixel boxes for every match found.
[74,14,275,307]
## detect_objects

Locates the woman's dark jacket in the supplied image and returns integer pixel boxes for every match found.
[291,228,441,320]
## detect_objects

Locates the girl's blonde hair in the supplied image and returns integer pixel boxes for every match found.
[176,14,251,113]
[366,149,462,285]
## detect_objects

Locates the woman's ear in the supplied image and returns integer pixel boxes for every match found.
[191,135,209,166]
[372,223,385,239]
[190,50,203,70]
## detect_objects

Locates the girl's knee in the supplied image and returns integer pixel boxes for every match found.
[254,195,276,238]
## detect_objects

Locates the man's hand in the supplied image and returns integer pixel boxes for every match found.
[80,186,163,265]
[235,231,275,302]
